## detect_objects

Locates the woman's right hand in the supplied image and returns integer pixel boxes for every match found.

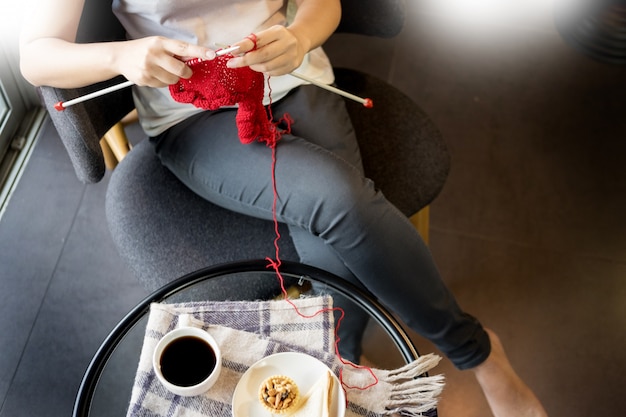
[114,36,215,88]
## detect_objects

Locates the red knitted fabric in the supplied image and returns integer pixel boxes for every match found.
[169,55,277,146]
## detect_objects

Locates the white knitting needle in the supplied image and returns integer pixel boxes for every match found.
[215,42,373,107]
[54,80,134,111]
[54,45,241,111]
[54,44,374,110]
[289,72,373,108]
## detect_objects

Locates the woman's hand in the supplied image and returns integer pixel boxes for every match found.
[21,33,215,89]
[226,25,308,76]
[114,36,216,87]
[225,0,341,76]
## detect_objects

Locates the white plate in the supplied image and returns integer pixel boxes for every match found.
[232,352,345,417]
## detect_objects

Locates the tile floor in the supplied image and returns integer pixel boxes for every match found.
[1,1,625,416]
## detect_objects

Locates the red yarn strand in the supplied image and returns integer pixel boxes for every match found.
[170,62,379,393]
[263,78,379,393]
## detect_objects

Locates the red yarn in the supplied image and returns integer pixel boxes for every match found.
[246,33,259,51]
[265,82,378,391]
[169,55,277,146]
[170,56,378,392]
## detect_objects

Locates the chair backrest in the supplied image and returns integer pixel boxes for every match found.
[38,0,407,183]
[337,0,406,37]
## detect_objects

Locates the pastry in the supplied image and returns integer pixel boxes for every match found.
[259,375,300,414]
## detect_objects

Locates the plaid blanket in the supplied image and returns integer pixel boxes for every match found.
[126,296,444,417]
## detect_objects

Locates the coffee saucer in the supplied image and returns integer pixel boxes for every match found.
[231,352,345,417]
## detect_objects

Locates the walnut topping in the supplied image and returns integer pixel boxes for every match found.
[259,375,299,413]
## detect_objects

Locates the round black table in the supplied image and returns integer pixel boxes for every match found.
[73,260,423,417]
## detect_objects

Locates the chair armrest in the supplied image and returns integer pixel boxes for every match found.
[334,68,450,216]
[38,76,135,183]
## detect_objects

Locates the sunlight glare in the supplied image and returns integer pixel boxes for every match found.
[0,2,29,48]
[427,0,513,24]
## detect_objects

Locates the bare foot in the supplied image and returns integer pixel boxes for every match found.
[472,329,548,417]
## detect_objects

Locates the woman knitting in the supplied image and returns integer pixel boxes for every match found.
[20,1,547,416]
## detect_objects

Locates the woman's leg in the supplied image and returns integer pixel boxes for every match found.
[269,86,371,364]
[151,85,489,369]
[152,85,548,416]
[475,329,548,417]
[288,230,372,363]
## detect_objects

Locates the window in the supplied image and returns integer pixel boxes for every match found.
[0,48,28,170]
[0,2,46,216]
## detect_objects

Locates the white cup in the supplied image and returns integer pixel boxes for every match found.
[153,314,222,396]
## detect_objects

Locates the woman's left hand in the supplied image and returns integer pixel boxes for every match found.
[226,25,310,76]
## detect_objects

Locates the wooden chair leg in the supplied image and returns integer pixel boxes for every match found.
[121,108,139,125]
[99,109,137,169]
[102,122,132,164]
[100,138,118,170]
[410,206,430,245]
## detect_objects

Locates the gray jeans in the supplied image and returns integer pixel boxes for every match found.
[150,85,490,370]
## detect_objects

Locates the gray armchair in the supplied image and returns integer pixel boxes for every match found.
[38,0,450,297]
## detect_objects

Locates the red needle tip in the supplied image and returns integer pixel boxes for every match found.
[363,98,374,108]
[54,101,65,111]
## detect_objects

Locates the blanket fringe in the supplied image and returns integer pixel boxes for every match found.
[382,353,445,416]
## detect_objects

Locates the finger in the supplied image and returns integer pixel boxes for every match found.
[225,53,250,69]
[229,28,282,56]
[229,37,258,55]
[162,38,215,61]
[250,61,294,77]
[226,39,278,69]
[156,55,194,79]
[134,71,176,88]
[150,66,185,86]
[227,44,293,74]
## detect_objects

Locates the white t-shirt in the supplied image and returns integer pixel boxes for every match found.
[112,0,334,136]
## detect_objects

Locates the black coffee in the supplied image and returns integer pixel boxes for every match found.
[159,336,217,387]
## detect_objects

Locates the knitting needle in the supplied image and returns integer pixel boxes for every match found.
[289,72,373,108]
[215,42,373,108]
[53,45,241,111]
[54,80,133,111]
[53,45,374,110]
